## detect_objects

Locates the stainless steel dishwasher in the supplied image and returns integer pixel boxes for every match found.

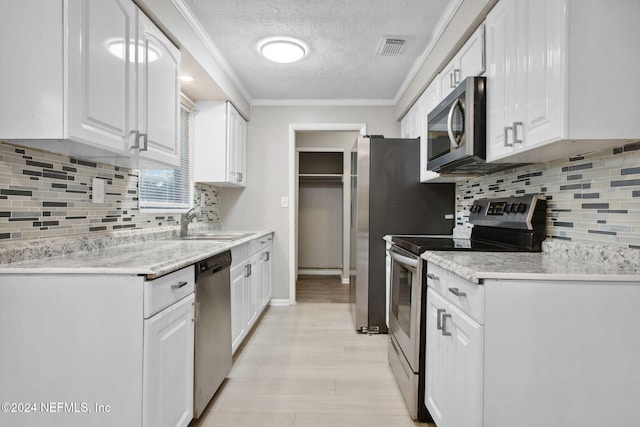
[193,250,232,419]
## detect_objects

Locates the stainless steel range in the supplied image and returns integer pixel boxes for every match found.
[387,195,547,421]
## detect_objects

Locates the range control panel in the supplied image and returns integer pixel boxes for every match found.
[469,195,547,230]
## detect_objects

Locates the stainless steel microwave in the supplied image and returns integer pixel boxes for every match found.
[427,76,488,174]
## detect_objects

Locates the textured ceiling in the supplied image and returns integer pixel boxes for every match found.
[182,0,452,102]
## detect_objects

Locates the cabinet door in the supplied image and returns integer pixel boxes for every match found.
[485,0,518,161]
[260,248,272,309]
[459,25,485,80]
[425,288,452,427]
[518,0,563,151]
[230,264,246,354]
[439,59,460,96]
[246,254,261,328]
[137,10,181,167]
[448,302,484,427]
[236,115,247,186]
[67,0,136,153]
[143,294,194,427]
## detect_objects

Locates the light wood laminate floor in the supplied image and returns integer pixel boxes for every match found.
[191,302,435,427]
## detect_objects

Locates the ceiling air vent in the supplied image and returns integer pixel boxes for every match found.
[376,37,406,56]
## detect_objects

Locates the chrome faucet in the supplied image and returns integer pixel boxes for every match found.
[180,207,199,237]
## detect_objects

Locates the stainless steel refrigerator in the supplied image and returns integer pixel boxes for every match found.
[349,135,454,333]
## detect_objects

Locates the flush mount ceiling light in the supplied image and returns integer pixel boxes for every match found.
[258,37,307,63]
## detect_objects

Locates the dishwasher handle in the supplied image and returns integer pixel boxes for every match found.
[195,250,232,281]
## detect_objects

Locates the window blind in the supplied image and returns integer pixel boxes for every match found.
[139,104,191,211]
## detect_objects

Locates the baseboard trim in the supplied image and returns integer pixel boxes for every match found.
[298,268,342,276]
[269,299,292,306]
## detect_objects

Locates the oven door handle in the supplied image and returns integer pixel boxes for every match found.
[389,247,418,269]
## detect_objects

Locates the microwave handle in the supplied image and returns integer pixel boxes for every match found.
[447,98,464,149]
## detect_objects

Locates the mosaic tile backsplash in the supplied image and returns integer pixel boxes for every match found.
[0,142,220,241]
[456,142,640,249]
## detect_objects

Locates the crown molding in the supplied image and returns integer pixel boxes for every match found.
[393,0,464,104]
[170,0,253,103]
[251,98,397,107]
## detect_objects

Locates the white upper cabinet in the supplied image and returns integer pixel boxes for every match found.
[136,11,182,168]
[0,0,180,169]
[486,0,640,164]
[438,25,485,98]
[193,101,247,187]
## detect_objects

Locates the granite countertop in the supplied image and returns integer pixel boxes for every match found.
[423,240,640,284]
[0,229,273,279]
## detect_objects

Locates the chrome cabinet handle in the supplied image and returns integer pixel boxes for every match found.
[171,281,188,290]
[130,130,140,150]
[427,273,437,281]
[264,251,270,262]
[244,264,251,277]
[441,313,452,336]
[448,287,467,297]
[504,126,513,147]
[513,121,523,144]
[237,172,243,182]
[436,308,446,330]
[453,68,461,86]
[139,133,148,151]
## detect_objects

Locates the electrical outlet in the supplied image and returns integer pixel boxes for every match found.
[280,196,289,208]
[200,191,206,207]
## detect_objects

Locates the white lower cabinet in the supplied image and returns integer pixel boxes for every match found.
[425,262,640,427]
[230,233,274,354]
[0,266,195,427]
[425,288,483,427]
[230,263,247,353]
[143,294,194,427]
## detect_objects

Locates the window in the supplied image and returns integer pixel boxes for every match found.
[139,103,192,212]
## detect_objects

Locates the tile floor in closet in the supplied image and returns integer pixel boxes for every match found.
[191,277,434,427]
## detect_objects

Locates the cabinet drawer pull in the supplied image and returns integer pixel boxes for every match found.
[441,313,452,336]
[427,273,438,281]
[448,287,467,297]
[172,281,188,290]
[436,308,446,330]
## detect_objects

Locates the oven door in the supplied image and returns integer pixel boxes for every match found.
[388,244,421,372]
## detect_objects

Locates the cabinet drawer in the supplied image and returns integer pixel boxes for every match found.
[144,266,195,318]
[248,234,271,256]
[426,263,484,324]
[231,243,248,268]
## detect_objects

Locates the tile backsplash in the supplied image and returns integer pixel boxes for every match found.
[0,142,220,240]
[456,142,640,249]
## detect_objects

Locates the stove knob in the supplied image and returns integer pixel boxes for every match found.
[510,203,518,213]
[517,203,527,213]
[504,203,511,213]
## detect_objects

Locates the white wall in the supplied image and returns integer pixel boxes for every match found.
[220,105,399,301]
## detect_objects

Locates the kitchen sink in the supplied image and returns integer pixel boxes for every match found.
[178,232,252,241]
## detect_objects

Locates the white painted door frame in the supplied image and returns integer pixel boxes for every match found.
[288,123,367,305]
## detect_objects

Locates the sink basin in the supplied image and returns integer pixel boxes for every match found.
[179,232,252,241]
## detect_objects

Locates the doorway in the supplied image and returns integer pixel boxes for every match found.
[288,124,367,304]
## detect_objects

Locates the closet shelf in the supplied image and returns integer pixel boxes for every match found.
[298,174,343,184]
